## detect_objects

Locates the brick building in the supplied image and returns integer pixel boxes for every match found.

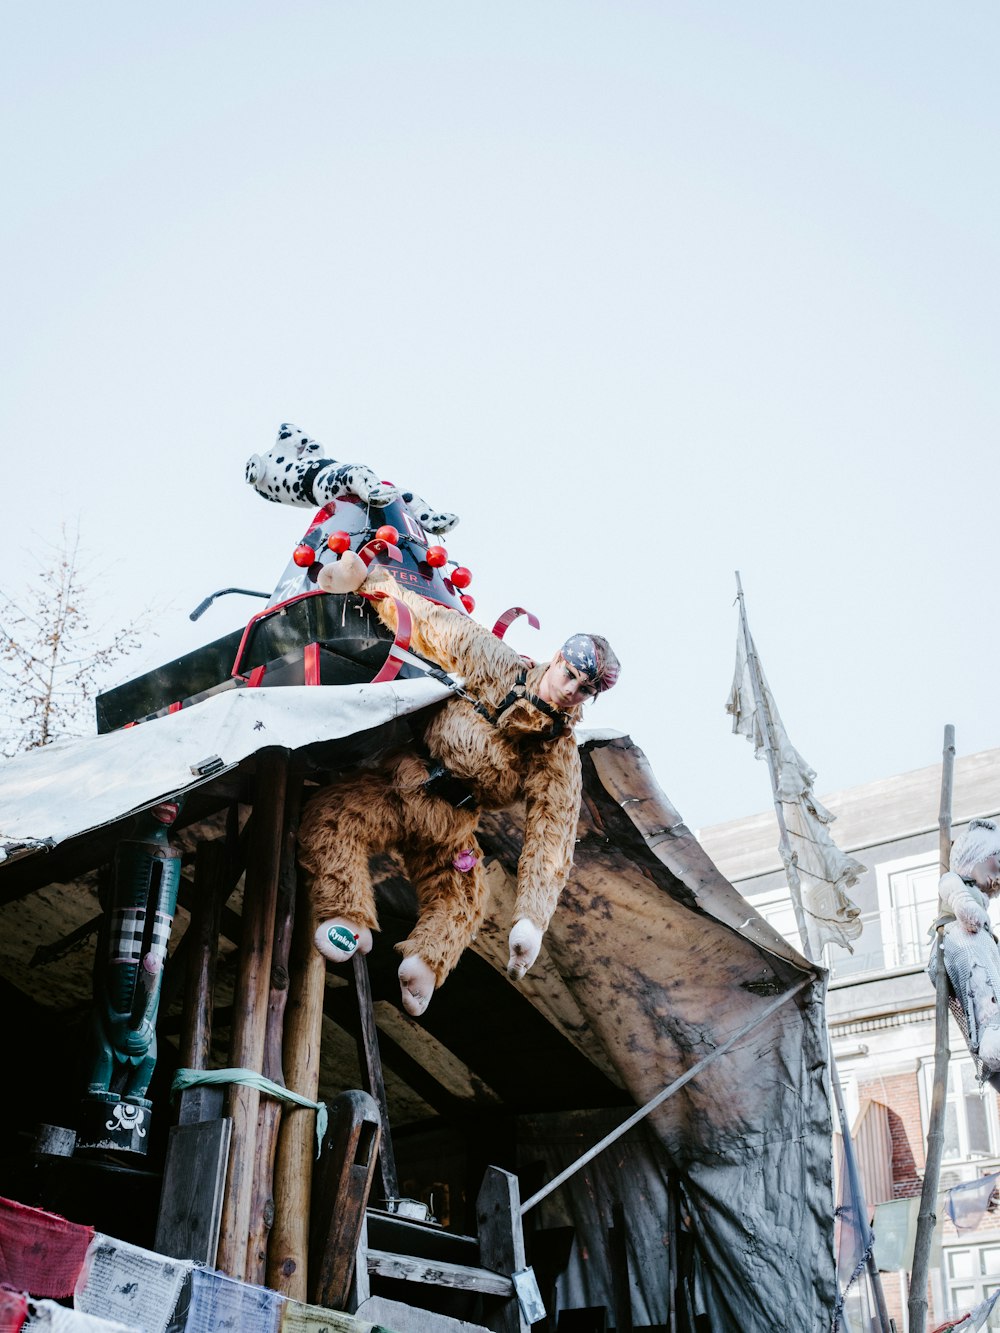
[699,747,1000,1331]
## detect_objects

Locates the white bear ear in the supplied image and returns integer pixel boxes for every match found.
[318,551,367,594]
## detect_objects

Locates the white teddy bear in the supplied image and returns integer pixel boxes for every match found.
[245,423,458,535]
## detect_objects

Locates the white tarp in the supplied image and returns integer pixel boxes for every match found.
[0,680,451,859]
[727,627,865,955]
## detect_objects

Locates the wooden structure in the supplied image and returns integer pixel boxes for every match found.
[0,721,831,1331]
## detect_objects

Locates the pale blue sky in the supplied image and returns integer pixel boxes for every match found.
[4,3,999,828]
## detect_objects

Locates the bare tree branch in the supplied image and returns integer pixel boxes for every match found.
[0,522,153,756]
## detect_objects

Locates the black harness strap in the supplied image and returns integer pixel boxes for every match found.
[472,668,566,740]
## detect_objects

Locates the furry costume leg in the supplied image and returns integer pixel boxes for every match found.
[397,831,488,1015]
[298,773,404,958]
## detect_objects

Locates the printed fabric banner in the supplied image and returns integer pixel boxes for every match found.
[946,1173,1000,1232]
[0,1288,27,1333]
[184,1266,283,1333]
[0,1198,94,1299]
[279,1299,383,1333]
[23,1299,140,1332]
[74,1235,191,1333]
[872,1197,919,1271]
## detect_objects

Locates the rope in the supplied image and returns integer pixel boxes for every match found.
[171,1068,328,1157]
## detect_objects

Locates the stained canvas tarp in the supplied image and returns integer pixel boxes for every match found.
[475,738,835,1331]
[0,689,834,1331]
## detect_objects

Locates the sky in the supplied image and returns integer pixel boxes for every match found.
[3,3,999,831]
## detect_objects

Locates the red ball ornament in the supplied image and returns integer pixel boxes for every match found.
[327,530,351,554]
[425,545,448,568]
[450,566,472,589]
[375,524,399,545]
[292,543,315,568]
[460,593,476,614]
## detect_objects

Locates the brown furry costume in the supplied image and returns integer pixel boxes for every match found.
[298,565,583,991]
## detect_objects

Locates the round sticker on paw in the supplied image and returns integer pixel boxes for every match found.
[325,924,359,955]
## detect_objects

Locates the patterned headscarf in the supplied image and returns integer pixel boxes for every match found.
[559,634,620,693]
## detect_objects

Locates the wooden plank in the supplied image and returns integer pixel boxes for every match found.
[356,1295,489,1332]
[367,1249,513,1297]
[177,840,226,1124]
[267,866,328,1298]
[216,749,288,1279]
[154,1117,232,1265]
[608,1201,632,1333]
[351,953,399,1204]
[246,778,302,1284]
[476,1167,528,1333]
[309,1090,382,1312]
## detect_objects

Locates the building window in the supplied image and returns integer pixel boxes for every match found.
[941,1242,1000,1329]
[920,1057,1000,1163]
[876,853,940,970]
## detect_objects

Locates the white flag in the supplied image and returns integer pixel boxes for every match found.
[727,624,865,955]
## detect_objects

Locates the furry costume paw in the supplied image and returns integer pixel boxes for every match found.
[401,492,460,536]
[398,955,436,1016]
[317,551,368,594]
[314,918,373,962]
[956,897,990,933]
[507,918,543,980]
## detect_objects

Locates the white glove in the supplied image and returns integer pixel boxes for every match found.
[955,895,990,934]
[507,918,543,980]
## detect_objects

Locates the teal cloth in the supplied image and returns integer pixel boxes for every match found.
[172,1068,328,1156]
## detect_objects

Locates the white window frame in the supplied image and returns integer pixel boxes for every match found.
[876,851,941,971]
[938,1240,1000,1330]
[918,1055,1000,1165]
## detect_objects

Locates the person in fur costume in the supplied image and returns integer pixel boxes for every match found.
[297,551,620,1017]
[933,818,1000,1077]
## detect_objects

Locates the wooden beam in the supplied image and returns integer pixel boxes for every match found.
[322,988,476,1125]
[350,954,399,1205]
[267,864,327,1299]
[309,1090,382,1311]
[216,749,288,1280]
[246,778,302,1284]
[476,1167,529,1333]
[178,840,226,1073]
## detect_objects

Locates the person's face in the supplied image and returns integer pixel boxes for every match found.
[971,854,1000,895]
[537,653,597,710]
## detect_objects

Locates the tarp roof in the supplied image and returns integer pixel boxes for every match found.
[0,686,835,1331]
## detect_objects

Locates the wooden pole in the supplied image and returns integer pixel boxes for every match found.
[216,749,289,1279]
[179,840,226,1071]
[245,778,302,1284]
[908,723,956,1333]
[351,954,399,1205]
[267,857,328,1298]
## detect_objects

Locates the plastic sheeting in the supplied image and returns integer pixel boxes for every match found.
[0,680,451,860]
[483,736,836,1331]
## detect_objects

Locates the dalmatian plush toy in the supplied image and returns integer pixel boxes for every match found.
[246,423,459,535]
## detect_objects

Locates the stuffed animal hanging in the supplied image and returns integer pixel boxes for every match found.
[299,551,620,1017]
[245,423,459,535]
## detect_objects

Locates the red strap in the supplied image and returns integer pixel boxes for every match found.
[357,538,402,567]
[368,596,413,684]
[492,606,540,640]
